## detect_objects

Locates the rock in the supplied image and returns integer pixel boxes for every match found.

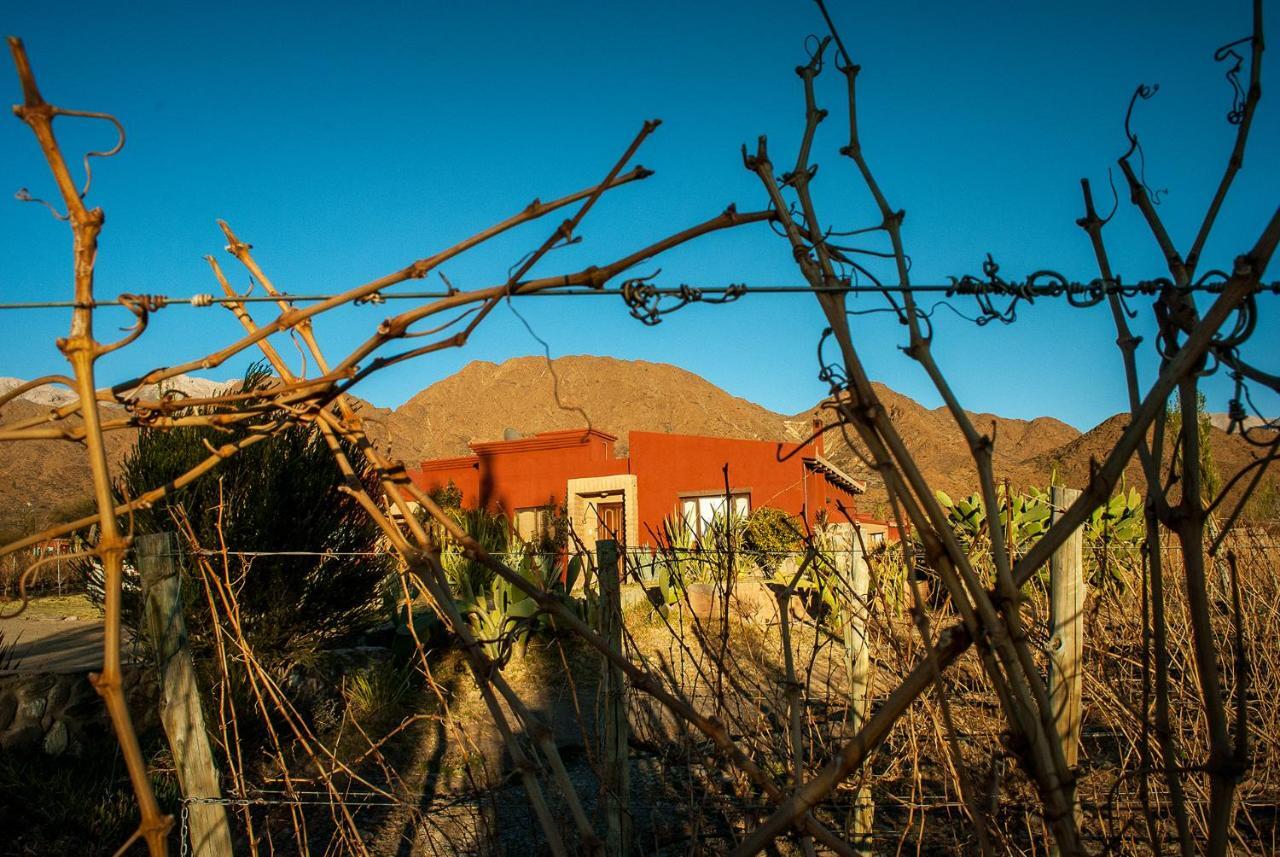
[65,692,104,722]
[729,579,781,624]
[681,578,802,625]
[17,694,46,722]
[618,584,649,612]
[45,679,71,714]
[683,583,717,620]
[18,674,56,697]
[43,720,68,755]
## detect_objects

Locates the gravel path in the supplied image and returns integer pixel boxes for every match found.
[0,615,137,674]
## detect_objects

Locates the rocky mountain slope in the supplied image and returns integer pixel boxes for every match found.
[1025,412,1275,515]
[791,384,1080,506]
[0,396,135,534]
[386,356,790,464]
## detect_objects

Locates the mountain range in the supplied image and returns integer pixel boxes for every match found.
[1,356,1273,534]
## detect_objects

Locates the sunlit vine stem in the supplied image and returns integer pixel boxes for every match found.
[7,36,171,856]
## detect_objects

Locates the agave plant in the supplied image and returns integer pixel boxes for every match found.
[384,506,512,653]
[439,507,513,595]
[469,538,586,663]
[455,572,542,662]
[419,507,586,664]
[693,508,751,585]
[650,513,696,616]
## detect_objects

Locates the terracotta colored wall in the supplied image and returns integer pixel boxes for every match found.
[410,456,480,504]
[477,449,626,514]
[410,430,626,514]
[626,431,857,540]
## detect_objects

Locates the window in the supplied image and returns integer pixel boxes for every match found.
[680,493,750,539]
[514,506,554,543]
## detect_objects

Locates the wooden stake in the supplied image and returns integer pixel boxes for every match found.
[1047,487,1085,769]
[137,532,233,857]
[840,525,874,856]
[596,539,630,857]
[778,562,817,857]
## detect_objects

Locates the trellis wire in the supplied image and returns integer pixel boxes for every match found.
[0,278,1275,311]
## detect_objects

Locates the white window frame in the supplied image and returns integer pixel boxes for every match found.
[514,505,554,544]
[679,492,750,539]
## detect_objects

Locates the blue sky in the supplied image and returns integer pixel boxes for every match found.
[3,1,1276,431]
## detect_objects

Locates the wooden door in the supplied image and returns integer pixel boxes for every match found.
[597,501,624,543]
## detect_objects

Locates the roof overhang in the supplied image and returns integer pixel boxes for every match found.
[805,454,866,494]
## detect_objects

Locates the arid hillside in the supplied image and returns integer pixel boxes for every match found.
[793,385,1080,507]
[386,356,790,463]
[1025,412,1277,516]
[2,355,1274,535]
[0,376,390,536]
[0,397,136,535]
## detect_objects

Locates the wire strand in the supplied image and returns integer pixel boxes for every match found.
[0,279,1274,311]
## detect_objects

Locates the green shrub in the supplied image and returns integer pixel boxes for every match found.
[343,659,415,727]
[90,364,392,674]
[743,506,804,573]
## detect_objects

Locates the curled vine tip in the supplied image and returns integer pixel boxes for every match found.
[1215,35,1252,125]
[15,187,69,221]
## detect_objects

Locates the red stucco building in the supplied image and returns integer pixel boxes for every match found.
[407,425,887,547]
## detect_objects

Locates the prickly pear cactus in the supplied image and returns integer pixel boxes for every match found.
[934,483,1145,591]
[1083,485,1144,589]
[935,486,1050,556]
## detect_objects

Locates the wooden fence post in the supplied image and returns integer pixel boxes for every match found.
[595,539,630,857]
[841,526,874,856]
[777,559,817,857]
[1048,486,1085,769]
[137,532,233,857]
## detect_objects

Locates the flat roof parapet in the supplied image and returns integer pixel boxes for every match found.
[468,427,618,456]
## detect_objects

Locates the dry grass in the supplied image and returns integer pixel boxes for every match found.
[1,592,99,621]
[65,539,1268,855]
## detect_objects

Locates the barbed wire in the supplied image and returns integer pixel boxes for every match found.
[0,276,1274,313]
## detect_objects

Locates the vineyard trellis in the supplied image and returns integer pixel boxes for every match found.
[2,0,1279,854]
